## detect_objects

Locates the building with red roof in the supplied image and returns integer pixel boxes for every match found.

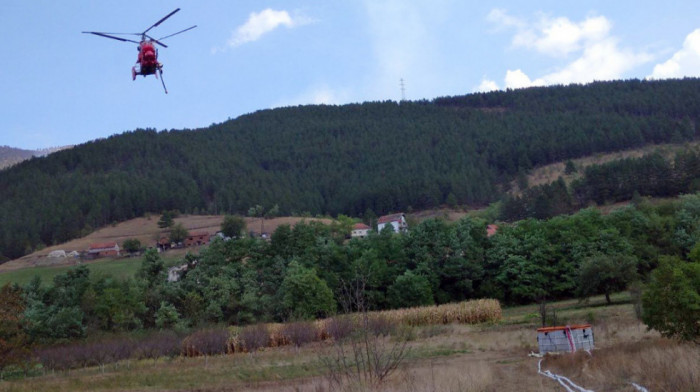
[377,213,408,233]
[351,223,371,238]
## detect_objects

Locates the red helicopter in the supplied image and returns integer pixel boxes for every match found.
[83,8,196,94]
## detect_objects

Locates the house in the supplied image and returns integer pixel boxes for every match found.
[377,213,408,233]
[157,236,172,251]
[184,231,209,247]
[87,242,120,259]
[351,223,371,238]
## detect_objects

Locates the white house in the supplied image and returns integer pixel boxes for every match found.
[377,213,408,233]
[351,223,371,238]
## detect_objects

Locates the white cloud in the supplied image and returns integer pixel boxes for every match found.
[486,8,524,30]
[483,9,652,90]
[216,9,312,52]
[649,29,700,79]
[514,15,610,57]
[505,69,543,89]
[475,78,499,92]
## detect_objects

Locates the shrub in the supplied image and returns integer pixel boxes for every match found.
[183,328,228,357]
[642,256,700,342]
[239,324,270,353]
[322,316,354,341]
[281,321,318,348]
[138,331,181,361]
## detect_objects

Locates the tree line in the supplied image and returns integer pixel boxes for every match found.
[2,194,699,347]
[2,78,700,260]
[501,146,700,221]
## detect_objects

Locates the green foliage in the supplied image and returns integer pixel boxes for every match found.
[564,160,577,174]
[388,271,434,308]
[642,256,700,342]
[122,238,142,254]
[138,249,165,288]
[576,254,638,304]
[157,211,176,229]
[169,223,188,244]
[221,214,246,238]
[280,260,336,320]
[155,301,180,329]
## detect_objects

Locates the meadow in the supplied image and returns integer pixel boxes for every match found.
[2,293,696,392]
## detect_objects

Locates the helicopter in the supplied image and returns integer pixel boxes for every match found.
[83,8,196,94]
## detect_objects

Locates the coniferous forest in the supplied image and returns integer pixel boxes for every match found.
[2,78,700,260]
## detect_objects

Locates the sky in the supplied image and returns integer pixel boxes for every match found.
[1,0,699,150]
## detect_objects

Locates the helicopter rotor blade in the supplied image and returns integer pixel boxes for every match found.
[143,8,180,35]
[82,31,141,44]
[157,25,197,41]
[144,34,168,48]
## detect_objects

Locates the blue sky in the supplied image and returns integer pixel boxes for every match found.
[1,1,699,150]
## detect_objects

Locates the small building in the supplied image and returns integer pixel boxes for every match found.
[351,223,371,238]
[87,242,120,259]
[157,236,172,251]
[48,250,67,258]
[184,231,209,247]
[536,324,594,354]
[377,213,408,233]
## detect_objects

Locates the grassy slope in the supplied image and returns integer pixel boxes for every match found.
[3,294,697,391]
[0,215,333,275]
[0,255,186,288]
[514,141,700,193]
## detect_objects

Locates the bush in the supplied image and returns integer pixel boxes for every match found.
[239,324,269,353]
[642,256,700,342]
[137,331,181,360]
[183,328,229,357]
[323,316,354,341]
[281,321,318,348]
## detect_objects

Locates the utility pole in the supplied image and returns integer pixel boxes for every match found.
[400,78,406,102]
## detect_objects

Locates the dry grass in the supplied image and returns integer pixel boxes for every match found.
[3,294,694,392]
[370,299,502,327]
[544,339,700,391]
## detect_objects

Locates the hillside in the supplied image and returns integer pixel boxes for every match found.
[1,78,700,260]
[0,214,333,271]
[0,145,73,170]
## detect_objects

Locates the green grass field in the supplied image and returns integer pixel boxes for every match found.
[0,255,184,287]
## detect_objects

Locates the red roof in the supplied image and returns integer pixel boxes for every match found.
[378,213,404,224]
[89,242,118,250]
[353,223,370,230]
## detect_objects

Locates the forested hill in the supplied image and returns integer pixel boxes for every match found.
[2,78,700,260]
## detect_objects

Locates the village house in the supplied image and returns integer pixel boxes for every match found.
[184,231,209,247]
[157,236,173,251]
[377,213,408,233]
[87,242,120,259]
[351,223,371,238]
